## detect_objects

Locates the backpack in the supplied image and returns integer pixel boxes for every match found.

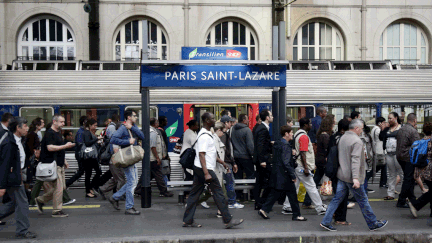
[179,133,212,169]
[409,139,430,168]
[325,135,342,179]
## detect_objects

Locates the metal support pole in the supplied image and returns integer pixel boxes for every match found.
[141,87,151,208]
[360,0,367,60]
[278,21,286,60]
[272,26,279,60]
[272,87,280,141]
[279,87,287,127]
[142,20,148,60]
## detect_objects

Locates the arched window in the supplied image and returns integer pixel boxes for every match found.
[17,17,76,60]
[292,22,344,61]
[205,20,258,60]
[380,22,428,64]
[114,20,168,60]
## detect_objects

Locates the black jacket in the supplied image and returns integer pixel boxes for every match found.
[0,132,22,189]
[270,139,296,191]
[253,123,272,166]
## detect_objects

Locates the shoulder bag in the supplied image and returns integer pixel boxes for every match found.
[112,130,145,168]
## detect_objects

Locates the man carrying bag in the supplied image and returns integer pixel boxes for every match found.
[107,110,145,215]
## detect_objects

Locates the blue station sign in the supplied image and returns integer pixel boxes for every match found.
[141,65,286,88]
[181,47,248,60]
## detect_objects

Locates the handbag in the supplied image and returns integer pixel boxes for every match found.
[79,143,99,160]
[179,133,212,169]
[35,160,58,182]
[112,130,145,168]
[161,159,170,175]
[320,177,333,196]
[99,144,112,165]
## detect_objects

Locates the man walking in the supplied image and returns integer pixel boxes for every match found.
[0,117,37,239]
[35,115,75,217]
[396,113,420,208]
[308,106,327,148]
[183,112,243,228]
[108,110,145,215]
[66,116,88,188]
[320,119,387,231]
[231,114,254,180]
[282,117,327,215]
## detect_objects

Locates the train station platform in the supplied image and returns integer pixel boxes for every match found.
[0,184,431,243]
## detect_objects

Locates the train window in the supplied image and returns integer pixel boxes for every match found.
[382,104,432,133]
[82,63,100,70]
[36,63,55,70]
[321,104,376,126]
[353,63,371,70]
[58,63,76,70]
[16,63,34,70]
[123,63,140,70]
[19,107,54,129]
[372,63,390,70]
[125,106,158,128]
[291,63,309,70]
[333,63,351,70]
[103,63,121,70]
[60,106,120,136]
[286,105,315,133]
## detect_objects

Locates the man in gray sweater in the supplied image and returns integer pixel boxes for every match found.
[320,119,388,232]
[231,114,254,180]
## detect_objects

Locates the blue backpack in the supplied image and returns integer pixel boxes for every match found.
[409,139,430,168]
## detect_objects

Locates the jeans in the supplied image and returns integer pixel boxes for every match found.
[321,180,378,229]
[304,165,325,206]
[223,164,237,205]
[386,153,403,198]
[112,164,138,210]
[331,177,348,222]
[0,186,30,235]
[397,161,416,206]
[183,166,232,224]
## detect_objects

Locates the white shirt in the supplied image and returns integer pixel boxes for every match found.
[37,131,43,141]
[1,123,8,131]
[194,128,217,171]
[263,122,270,131]
[14,134,26,169]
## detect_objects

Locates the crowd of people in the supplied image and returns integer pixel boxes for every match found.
[1,106,432,238]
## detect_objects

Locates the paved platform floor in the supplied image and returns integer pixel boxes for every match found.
[0,183,431,242]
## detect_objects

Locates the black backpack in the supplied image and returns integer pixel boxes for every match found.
[325,134,342,179]
[179,133,212,169]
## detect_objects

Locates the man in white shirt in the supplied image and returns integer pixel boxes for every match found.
[182,112,244,229]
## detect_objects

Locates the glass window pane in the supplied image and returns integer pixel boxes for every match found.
[124,107,157,128]
[206,33,210,45]
[56,22,63,42]
[293,47,298,60]
[286,106,315,133]
[302,24,308,45]
[49,19,56,41]
[22,29,28,41]
[379,47,383,60]
[309,47,314,60]
[336,47,341,61]
[393,23,400,46]
[387,47,393,60]
[326,24,332,46]
[151,22,157,44]
[387,24,393,46]
[132,20,139,44]
[22,46,29,59]
[125,45,132,58]
[132,46,139,59]
[240,24,245,45]
[222,22,228,45]
[393,47,400,64]
[20,108,53,127]
[60,107,119,133]
[162,46,167,60]
[336,34,341,46]
[250,33,255,45]
[404,24,410,46]
[404,47,410,63]
[411,25,417,47]
[67,47,74,60]
[50,47,56,60]
[40,19,46,41]
[421,47,426,64]
[162,32,166,44]
[125,22,131,44]
[57,47,63,60]
[67,29,73,42]
[323,105,376,125]
[33,47,40,60]
[116,32,120,44]
[215,24,221,45]
[382,105,429,133]
[233,22,239,45]
[302,47,307,60]
[40,47,47,60]
[319,23,325,45]
[326,47,331,60]
[250,47,255,60]
[148,45,157,59]
[309,23,314,45]
[293,34,298,45]
[319,47,325,59]
[33,21,39,41]
[421,33,426,46]
[410,47,417,64]
[380,34,383,46]
[115,45,121,61]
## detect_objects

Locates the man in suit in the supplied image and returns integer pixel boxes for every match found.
[253,109,273,209]
[0,113,14,206]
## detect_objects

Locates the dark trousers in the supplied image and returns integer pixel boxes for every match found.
[98,170,112,188]
[100,164,126,194]
[234,158,255,180]
[135,161,167,195]
[262,187,301,219]
[410,180,432,213]
[253,166,271,207]
[0,186,30,235]
[66,158,85,188]
[397,161,416,206]
[183,166,232,224]
[83,159,102,194]
[379,165,388,187]
[331,177,348,222]
[303,165,325,206]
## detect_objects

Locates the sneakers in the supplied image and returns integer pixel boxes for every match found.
[347,202,356,209]
[159,192,174,197]
[369,220,388,231]
[228,202,244,209]
[15,231,37,239]
[201,202,210,209]
[108,196,120,210]
[406,199,418,218]
[281,209,293,215]
[63,199,76,206]
[367,188,375,193]
[320,223,337,231]
[35,198,44,214]
[317,209,327,215]
[52,211,69,218]
[125,207,141,215]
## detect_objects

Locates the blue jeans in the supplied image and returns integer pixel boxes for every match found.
[112,165,138,210]
[321,180,378,229]
[223,169,236,205]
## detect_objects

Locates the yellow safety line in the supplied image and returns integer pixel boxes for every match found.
[29,205,101,210]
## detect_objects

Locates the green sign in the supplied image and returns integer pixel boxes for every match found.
[166,120,178,137]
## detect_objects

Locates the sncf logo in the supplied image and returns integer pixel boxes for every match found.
[226,50,242,58]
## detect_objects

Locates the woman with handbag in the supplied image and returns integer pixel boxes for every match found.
[82,118,103,198]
